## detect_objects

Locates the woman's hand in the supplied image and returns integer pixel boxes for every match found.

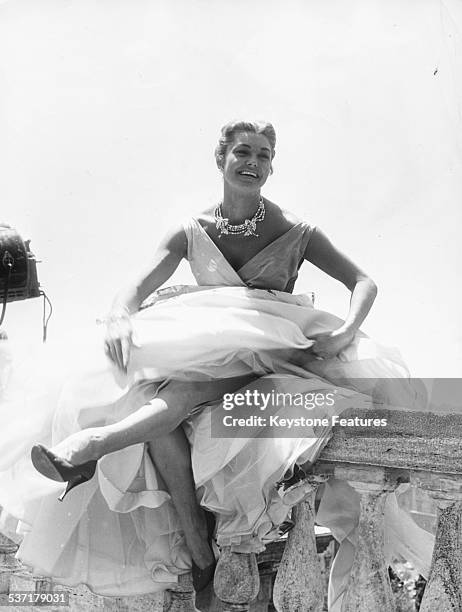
[104,309,133,373]
[307,327,355,360]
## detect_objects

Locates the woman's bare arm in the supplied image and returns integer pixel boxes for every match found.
[110,225,187,315]
[106,225,187,370]
[304,227,378,357]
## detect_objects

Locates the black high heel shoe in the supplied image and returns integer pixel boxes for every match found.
[191,511,217,593]
[30,443,97,502]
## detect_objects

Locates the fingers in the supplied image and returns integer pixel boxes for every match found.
[104,336,132,373]
[104,339,119,369]
[306,333,332,359]
[309,342,331,361]
[114,339,125,372]
[121,337,131,371]
[307,328,355,360]
[103,316,133,373]
[301,350,323,364]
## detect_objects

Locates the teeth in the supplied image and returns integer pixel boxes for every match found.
[240,171,257,177]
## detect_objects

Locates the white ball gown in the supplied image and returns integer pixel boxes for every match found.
[0,218,434,608]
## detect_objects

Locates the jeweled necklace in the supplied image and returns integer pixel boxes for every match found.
[214,197,265,237]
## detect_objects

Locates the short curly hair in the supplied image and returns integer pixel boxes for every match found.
[214,120,276,171]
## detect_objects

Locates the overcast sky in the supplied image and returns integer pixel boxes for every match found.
[1,0,461,376]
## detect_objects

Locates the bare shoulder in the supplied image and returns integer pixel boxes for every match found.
[264,199,305,231]
[194,206,216,230]
[201,205,216,217]
[157,223,188,256]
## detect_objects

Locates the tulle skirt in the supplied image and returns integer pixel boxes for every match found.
[0,286,434,599]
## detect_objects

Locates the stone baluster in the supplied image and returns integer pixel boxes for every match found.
[164,573,198,612]
[214,547,260,611]
[0,532,20,594]
[412,472,462,611]
[273,476,328,612]
[335,466,401,612]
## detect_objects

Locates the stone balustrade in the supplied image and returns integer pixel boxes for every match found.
[211,406,462,612]
[1,406,461,611]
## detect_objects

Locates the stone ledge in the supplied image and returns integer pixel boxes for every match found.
[316,408,462,474]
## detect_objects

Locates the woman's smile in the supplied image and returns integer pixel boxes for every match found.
[237,168,259,180]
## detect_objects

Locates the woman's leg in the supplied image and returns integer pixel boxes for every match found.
[50,375,255,466]
[148,428,213,569]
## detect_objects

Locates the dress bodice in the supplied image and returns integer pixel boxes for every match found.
[183,217,314,293]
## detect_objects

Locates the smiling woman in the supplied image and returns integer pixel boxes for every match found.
[0,119,432,609]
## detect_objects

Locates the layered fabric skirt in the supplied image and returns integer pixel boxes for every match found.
[0,286,434,603]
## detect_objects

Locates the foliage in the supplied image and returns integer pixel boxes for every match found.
[389,562,427,611]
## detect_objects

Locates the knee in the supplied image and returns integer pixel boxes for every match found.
[157,381,192,413]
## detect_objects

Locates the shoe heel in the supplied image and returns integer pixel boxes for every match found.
[57,461,97,501]
[58,475,85,502]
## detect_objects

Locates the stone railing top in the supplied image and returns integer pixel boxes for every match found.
[315,408,462,476]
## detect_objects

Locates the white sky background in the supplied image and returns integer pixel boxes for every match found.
[1,0,461,376]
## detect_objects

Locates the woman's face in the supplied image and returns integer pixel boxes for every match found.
[222,132,273,192]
